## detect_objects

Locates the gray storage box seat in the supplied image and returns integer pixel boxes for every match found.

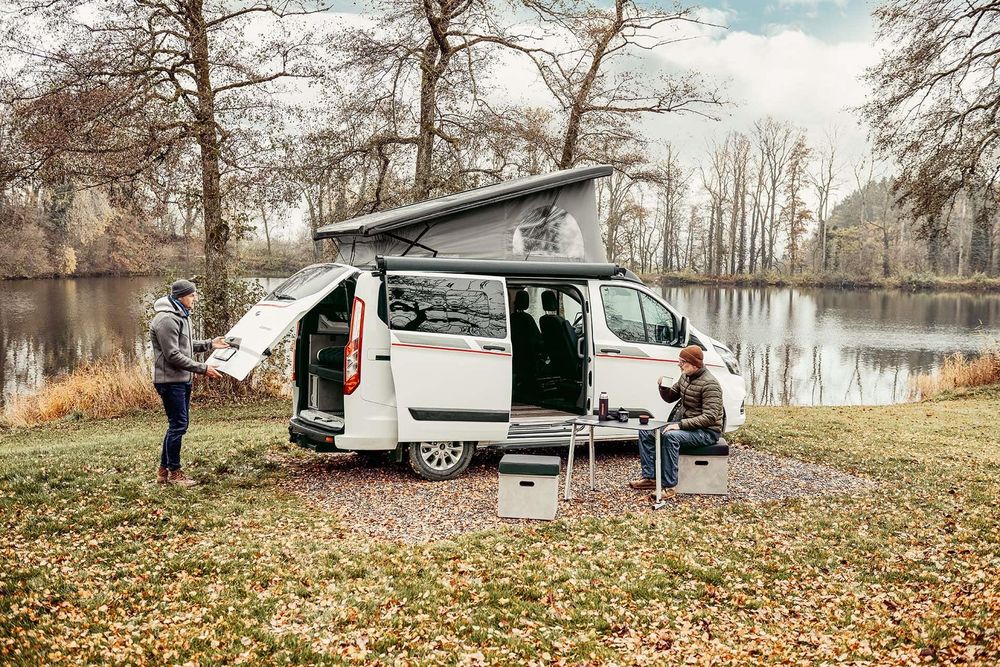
[676,437,729,496]
[498,454,561,520]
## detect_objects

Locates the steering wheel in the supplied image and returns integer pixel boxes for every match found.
[572,311,584,336]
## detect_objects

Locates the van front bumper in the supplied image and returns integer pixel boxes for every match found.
[289,417,343,453]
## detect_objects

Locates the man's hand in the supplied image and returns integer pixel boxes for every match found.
[665,423,680,431]
[205,364,223,379]
[657,375,664,387]
[211,336,230,350]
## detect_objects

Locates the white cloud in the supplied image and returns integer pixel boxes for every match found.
[641,25,877,182]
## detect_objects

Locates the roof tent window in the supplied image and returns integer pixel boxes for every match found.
[511,205,585,260]
[387,275,508,339]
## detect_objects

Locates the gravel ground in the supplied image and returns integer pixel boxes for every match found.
[276,442,877,543]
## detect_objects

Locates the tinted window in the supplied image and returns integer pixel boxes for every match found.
[640,293,677,345]
[600,286,646,343]
[267,264,350,302]
[601,286,678,346]
[386,275,507,339]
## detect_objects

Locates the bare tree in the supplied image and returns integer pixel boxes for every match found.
[753,117,795,271]
[809,127,841,272]
[862,0,1000,274]
[516,0,724,169]
[782,133,812,274]
[655,144,687,272]
[4,0,326,330]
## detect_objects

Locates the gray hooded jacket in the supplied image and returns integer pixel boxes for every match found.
[150,296,211,383]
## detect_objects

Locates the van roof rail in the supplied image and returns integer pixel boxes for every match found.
[376,256,641,282]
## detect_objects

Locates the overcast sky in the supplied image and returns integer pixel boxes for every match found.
[643,0,878,167]
[322,0,878,172]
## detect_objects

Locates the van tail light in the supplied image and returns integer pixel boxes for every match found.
[291,321,301,382]
[344,297,365,395]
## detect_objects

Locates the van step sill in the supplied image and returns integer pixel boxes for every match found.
[298,409,345,430]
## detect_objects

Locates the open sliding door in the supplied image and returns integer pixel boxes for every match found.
[385,271,512,443]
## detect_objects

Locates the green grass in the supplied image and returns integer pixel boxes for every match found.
[1,392,998,664]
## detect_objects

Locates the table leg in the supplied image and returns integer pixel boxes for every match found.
[654,427,663,508]
[564,424,577,500]
[588,426,595,490]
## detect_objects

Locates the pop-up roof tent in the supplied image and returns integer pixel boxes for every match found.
[313,165,613,266]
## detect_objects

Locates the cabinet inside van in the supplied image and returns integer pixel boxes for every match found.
[294,279,355,429]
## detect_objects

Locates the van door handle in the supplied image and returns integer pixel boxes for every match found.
[600,348,621,354]
[483,345,507,352]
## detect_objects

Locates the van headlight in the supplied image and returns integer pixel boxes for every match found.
[713,344,740,376]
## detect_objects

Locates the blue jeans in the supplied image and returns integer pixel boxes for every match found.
[638,427,719,488]
[155,382,192,471]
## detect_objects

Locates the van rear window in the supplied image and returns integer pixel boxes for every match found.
[266,265,350,302]
[386,275,507,339]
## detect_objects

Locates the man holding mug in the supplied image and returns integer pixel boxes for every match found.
[629,345,723,500]
[149,279,230,486]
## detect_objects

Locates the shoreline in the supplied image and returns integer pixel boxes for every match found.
[645,270,1000,293]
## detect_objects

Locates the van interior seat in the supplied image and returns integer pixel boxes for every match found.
[538,290,578,380]
[510,289,542,388]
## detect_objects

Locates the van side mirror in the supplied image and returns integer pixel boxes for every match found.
[677,316,688,346]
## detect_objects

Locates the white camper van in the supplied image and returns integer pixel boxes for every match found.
[211,168,746,480]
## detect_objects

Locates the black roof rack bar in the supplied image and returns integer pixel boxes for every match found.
[376,256,630,280]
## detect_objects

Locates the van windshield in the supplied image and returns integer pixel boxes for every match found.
[266,265,351,302]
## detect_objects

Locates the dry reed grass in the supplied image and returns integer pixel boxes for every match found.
[2,357,160,428]
[2,356,290,428]
[911,339,1000,400]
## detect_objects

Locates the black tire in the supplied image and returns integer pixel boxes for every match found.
[407,441,476,481]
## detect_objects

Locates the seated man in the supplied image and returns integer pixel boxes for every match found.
[629,345,723,500]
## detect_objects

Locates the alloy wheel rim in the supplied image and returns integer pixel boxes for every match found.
[418,441,463,471]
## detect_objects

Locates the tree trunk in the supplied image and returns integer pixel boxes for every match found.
[190,0,230,334]
[260,204,272,258]
[558,1,622,169]
[414,37,444,199]
[882,226,891,277]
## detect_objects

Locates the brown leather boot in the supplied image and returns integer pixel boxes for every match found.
[156,467,169,484]
[168,468,197,487]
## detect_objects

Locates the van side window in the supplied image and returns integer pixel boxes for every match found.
[600,286,645,343]
[386,275,508,339]
[639,293,677,345]
[600,286,678,346]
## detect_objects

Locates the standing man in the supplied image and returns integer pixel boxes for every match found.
[629,345,723,500]
[150,279,230,486]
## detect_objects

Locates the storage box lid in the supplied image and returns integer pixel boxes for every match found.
[499,454,561,477]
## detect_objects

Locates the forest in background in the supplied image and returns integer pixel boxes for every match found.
[1,1,998,305]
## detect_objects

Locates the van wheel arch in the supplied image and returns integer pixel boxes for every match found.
[407,441,476,481]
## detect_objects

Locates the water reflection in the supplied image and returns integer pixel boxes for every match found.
[2,278,997,406]
[661,285,998,405]
[0,276,284,404]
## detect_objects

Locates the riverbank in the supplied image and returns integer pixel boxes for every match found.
[649,269,1000,292]
[2,389,998,664]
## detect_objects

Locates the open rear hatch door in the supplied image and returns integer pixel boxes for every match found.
[209,264,358,381]
[385,270,513,442]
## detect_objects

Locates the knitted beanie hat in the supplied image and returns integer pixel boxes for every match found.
[679,345,704,368]
[171,279,197,299]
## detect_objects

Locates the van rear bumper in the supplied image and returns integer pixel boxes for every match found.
[288,417,343,453]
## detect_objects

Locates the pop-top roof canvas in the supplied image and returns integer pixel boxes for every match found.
[314,166,612,266]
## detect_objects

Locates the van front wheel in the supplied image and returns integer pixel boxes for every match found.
[408,441,475,481]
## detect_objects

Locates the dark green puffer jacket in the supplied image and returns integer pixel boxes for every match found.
[659,367,724,432]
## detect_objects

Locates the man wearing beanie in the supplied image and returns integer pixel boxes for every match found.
[629,344,723,500]
[149,279,230,486]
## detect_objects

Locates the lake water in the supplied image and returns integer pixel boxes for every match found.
[1,276,996,406]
